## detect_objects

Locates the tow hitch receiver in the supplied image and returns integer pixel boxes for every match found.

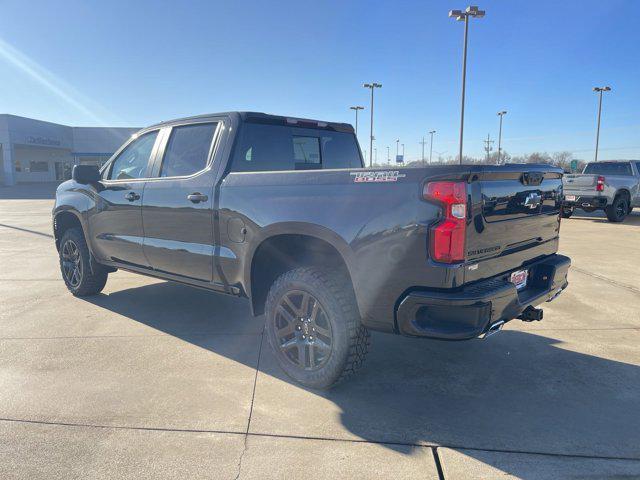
[518,306,544,322]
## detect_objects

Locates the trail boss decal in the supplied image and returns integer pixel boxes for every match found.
[351,170,406,183]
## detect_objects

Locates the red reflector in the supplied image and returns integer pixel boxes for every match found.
[424,181,467,263]
[596,175,605,192]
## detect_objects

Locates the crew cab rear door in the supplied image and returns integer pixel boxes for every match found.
[141,120,221,282]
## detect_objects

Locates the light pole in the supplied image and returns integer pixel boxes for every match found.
[497,111,507,164]
[349,106,364,136]
[387,146,390,164]
[420,137,427,165]
[429,130,436,164]
[363,82,382,167]
[449,5,485,164]
[593,86,611,162]
[396,138,400,158]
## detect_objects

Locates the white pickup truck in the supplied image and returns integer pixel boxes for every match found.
[562,160,640,222]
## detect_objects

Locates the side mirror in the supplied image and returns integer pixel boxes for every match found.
[72,164,100,184]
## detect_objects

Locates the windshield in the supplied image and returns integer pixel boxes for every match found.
[583,162,632,176]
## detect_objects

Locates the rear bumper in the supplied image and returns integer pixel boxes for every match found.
[563,195,607,209]
[395,254,570,340]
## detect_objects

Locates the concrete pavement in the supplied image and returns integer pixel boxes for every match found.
[1,184,639,479]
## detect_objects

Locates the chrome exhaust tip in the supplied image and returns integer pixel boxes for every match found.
[480,320,505,339]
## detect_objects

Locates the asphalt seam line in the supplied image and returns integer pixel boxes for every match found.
[432,447,445,480]
[234,326,265,479]
[1,417,639,463]
[571,266,640,295]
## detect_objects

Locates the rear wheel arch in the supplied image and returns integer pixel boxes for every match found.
[615,189,631,203]
[249,231,356,317]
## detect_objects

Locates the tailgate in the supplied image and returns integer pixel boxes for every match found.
[466,166,563,265]
[563,174,598,192]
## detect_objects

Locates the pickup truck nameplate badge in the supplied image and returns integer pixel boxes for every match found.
[351,171,406,183]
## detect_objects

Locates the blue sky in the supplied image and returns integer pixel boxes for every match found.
[0,0,638,161]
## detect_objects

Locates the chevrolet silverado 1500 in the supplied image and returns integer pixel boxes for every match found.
[562,160,640,222]
[53,112,570,388]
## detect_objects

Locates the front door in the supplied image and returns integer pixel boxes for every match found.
[88,130,160,267]
[141,121,219,281]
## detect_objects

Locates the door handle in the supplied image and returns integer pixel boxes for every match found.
[125,191,140,202]
[187,192,209,203]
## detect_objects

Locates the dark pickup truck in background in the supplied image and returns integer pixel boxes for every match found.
[53,112,570,388]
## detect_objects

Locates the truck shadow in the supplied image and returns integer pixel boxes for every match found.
[84,280,640,462]
[568,210,640,226]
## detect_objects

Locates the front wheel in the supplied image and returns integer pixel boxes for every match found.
[59,227,108,296]
[265,267,370,389]
[605,196,628,223]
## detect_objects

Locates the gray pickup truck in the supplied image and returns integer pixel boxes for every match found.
[562,160,640,222]
[53,112,570,388]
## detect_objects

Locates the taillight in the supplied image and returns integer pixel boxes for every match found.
[423,181,467,263]
[596,175,605,192]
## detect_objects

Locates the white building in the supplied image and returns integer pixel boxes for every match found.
[0,114,139,186]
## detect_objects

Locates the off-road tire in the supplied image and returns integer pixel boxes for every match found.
[265,267,370,389]
[560,206,574,219]
[59,227,108,296]
[605,196,628,223]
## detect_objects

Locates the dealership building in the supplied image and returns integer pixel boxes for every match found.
[0,114,139,186]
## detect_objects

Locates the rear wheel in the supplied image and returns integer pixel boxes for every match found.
[59,227,108,296]
[560,206,574,218]
[605,196,628,223]
[265,267,369,389]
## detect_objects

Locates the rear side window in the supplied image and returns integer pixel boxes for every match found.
[583,162,632,176]
[160,122,217,177]
[231,123,362,172]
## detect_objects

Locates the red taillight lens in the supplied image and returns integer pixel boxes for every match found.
[423,181,467,263]
[596,175,605,192]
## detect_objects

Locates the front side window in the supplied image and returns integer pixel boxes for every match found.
[108,130,158,180]
[160,122,217,177]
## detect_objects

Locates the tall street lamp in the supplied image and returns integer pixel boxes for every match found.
[349,106,364,136]
[429,130,436,164]
[593,86,611,162]
[396,138,400,157]
[363,82,382,167]
[449,5,485,164]
[497,111,507,164]
[387,146,390,164]
[420,137,427,165]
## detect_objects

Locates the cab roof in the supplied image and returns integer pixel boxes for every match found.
[148,111,354,133]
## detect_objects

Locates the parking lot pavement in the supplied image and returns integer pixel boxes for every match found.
[1,185,639,479]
